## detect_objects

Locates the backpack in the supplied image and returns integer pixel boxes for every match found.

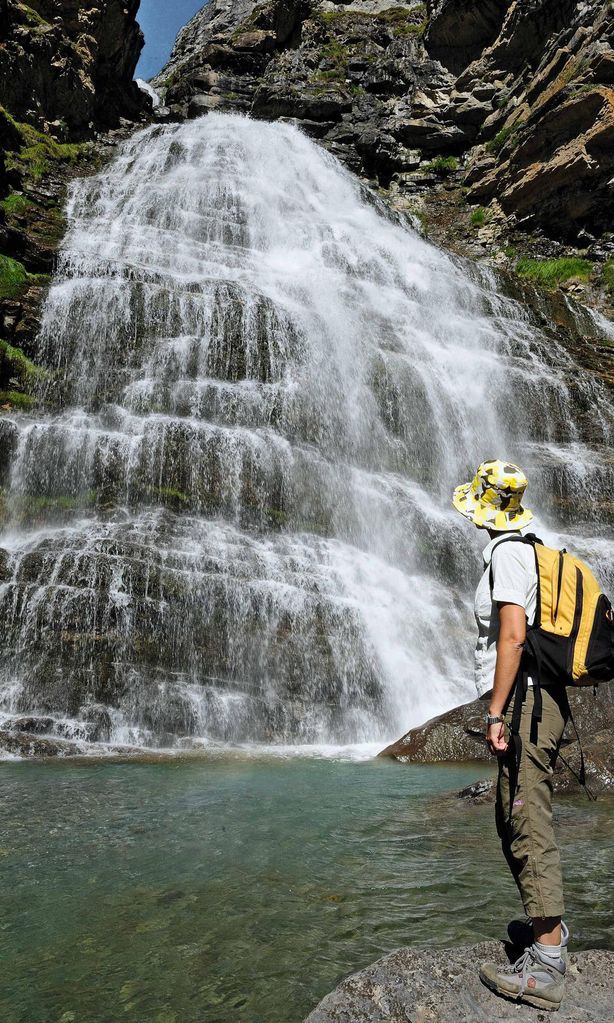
[492,532,614,800]
[490,532,614,687]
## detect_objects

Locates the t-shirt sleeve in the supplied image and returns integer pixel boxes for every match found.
[491,543,530,610]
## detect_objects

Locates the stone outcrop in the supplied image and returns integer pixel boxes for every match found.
[457,2,614,241]
[0,0,150,410]
[0,0,146,136]
[381,684,614,796]
[0,727,145,759]
[380,696,488,762]
[154,0,451,184]
[154,0,614,244]
[304,941,614,1022]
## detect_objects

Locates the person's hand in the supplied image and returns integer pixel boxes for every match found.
[487,720,508,756]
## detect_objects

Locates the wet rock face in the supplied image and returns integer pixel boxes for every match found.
[304,941,614,1023]
[155,0,614,243]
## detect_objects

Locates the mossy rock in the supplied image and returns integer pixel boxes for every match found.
[601,259,614,297]
[146,485,191,510]
[0,192,35,218]
[0,338,48,391]
[485,121,524,154]
[15,3,51,29]
[315,5,427,37]
[0,106,92,184]
[10,489,98,526]
[0,253,51,301]
[0,388,37,409]
[0,106,23,153]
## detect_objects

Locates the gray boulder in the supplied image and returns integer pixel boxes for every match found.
[304,941,614,1022]
[381,684,614,778]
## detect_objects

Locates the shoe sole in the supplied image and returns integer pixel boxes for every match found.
[480,974,562,1011]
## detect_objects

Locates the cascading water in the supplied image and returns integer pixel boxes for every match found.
[1,113,613,751]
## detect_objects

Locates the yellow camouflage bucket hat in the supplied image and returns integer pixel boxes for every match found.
[452,459,533,532]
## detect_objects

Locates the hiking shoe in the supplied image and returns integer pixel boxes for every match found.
[479,943,566,1011]
[507,918,569,962]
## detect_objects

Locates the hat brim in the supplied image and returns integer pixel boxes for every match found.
[452,481,533,532]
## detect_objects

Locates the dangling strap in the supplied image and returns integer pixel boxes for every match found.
[507,664,527,821]
[557,694,596,801]
[524,631,542,744]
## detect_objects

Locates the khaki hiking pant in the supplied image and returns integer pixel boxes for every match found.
[496,686,569,919]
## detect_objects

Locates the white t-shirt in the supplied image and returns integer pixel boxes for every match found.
[474,529,538,698]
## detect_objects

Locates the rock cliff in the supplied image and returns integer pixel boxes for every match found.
[0,0,149,411]
[153,0,614,317]
[0,0,146,136]
[155,0,613,237]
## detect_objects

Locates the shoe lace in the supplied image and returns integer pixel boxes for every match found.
[500,947,531,976]
[500,947,538,994]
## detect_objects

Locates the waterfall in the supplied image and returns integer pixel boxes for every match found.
[1,113,612,751]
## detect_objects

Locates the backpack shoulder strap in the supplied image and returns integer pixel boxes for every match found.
[488,533,542,590]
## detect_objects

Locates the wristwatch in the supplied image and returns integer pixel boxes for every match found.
[486,714,504,725]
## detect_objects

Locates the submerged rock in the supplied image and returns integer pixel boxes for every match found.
[304,941,614,1022]
[0,729,83,758]
[457,778,495,803]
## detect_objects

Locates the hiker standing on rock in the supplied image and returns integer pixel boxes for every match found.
[452,459,569,1011]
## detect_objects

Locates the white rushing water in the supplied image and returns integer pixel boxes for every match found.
[136,79,162,108]
[0,113,613,751]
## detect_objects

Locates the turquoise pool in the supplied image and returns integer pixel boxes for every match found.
[1,755,612,1023]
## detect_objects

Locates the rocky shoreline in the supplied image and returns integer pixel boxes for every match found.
[304,940,614,1022]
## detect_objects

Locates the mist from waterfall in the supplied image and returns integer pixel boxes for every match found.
[0,113,612,751]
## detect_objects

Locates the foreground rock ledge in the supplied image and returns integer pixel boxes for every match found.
[304,941,614,1023]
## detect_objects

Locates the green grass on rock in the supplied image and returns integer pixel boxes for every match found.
[470,207,489,226]
[0,339,47,381]
[0,254,28,299]
[423,156,458,175]
[0,192,35,217]
[515,256,593,288]
[0,389,37,409]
